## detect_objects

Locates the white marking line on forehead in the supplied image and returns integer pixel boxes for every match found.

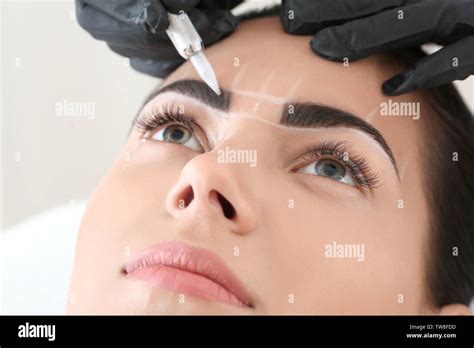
[230,64,248,89]
[252,101,262,115]
[399,159,410,182]
[231,89,287,105]
[287,77,303,99]
[259,71,276,93]
[249,67,275,116]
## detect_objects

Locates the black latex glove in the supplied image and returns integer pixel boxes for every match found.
[281,0,474,95]
[76,0,241,78]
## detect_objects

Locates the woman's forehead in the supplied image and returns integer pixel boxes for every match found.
[166,17,414,120]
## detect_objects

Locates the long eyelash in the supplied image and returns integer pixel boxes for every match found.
[304,140,380,189]
[133,102,196,134]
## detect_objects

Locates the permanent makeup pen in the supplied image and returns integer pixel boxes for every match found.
[165,13,221,95]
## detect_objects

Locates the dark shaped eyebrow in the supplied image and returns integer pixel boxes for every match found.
[282,102,399,177]
[141,79,231,111]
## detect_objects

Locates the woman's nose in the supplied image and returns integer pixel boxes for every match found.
[165,152,258,235]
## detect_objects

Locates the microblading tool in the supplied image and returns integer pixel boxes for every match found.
[166,13,221,95]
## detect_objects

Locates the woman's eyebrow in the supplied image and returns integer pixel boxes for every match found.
[282,102,400,178]
[130,79,232,135]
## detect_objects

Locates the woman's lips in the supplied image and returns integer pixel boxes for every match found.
[123,241,253,308]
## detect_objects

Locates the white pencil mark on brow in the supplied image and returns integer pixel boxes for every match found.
[287,77,303,99]
[231,89,286,104]
[399,159,410,182]
[364,108,377,123]
[252,101,262,115]
[230,64,248,89]
[259,71,275,93]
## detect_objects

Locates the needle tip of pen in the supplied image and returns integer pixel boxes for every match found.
[206,80,221,95]
[189,52,222,96]
[205,76,221,95]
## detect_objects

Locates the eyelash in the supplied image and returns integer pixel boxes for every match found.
[133,108,380,190]
[299,141,380,189]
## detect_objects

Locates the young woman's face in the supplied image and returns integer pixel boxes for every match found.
[68,17,437,314]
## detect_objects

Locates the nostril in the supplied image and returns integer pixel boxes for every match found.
[178,186,194,209]
[216,192,236,220]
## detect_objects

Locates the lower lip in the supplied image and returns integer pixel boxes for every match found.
[129,264,248,308]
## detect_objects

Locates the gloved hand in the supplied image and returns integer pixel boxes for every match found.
[280,0,474,95]
[75,0,241,78]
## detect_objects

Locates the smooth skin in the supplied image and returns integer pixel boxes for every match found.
[67,17,470,315]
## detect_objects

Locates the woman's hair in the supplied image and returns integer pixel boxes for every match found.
[238,7,474,307]
[413,58,474,308]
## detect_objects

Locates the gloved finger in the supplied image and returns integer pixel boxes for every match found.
[163,0,242,12]
[187,8,239,46]
[311,0,474,61]
[382,36,474,95]
[162,0,199,14]
[130,57,184,78]
[199,8,239,45]
[76,1,142,44]
[78,0,169,33]
[107,42,179,62]
[197,0,243,10]
[280,0,415,34]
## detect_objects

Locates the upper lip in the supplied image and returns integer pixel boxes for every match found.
[123,240,253,307]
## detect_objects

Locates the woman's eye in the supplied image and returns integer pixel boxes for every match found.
[298,158,355,186]
[151,124,203,152]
